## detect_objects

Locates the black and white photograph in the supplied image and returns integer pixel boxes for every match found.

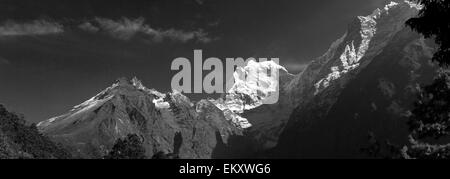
[0,0,449,175]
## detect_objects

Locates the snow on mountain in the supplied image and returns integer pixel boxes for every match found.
[208,1,425,149]
[273,0,435,158]
[38,77,243,158]
[153,97,170,109]
[211,60,289,129]
[237,0,429,152]
[36,0,430,159]
[37,59,289,158]
[314,1,422,95]
[405,0,423,9]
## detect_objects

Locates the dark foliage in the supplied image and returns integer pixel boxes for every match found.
[408,71,450,139]
[151,151,180,159]
[0,104,72,159]
[104,134,147,159]
[360,132,403,159]
[173,131,182,154]
[402,135,450,159]
[151,132,182,159]
[404,0,450,159]
[403,71,450,158]
[406,0,450,67]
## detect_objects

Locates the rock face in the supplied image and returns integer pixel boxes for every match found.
[273,1,437,158]
[244,1,425,150]
[242,71,295,149]
[212,60,290,132]
[38,77,242,159]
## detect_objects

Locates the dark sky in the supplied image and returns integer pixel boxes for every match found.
[0,0,389,123]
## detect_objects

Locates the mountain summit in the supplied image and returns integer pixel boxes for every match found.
[272,0,436,158]
[38,77,243,158]
[37,56,289,158]
[234,0,435,154]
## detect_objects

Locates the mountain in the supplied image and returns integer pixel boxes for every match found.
[242,1,427,149]
[37,77,246,159]
[241,71,295,149]
[212,60,290,130]
[209,60,293,150]
[37,0,435,159]
[271,1,437,158]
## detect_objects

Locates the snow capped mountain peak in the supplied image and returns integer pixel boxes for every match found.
[228,60,288,110]
[384,1,400,11]
[131,77,146,90]
[115,77,132,86]
[212,60,289,129]
[38,76,244,158]
[72,77,150,107]
[313,0,422,95]
[405,0,423,10]
[38,77,172,128]
[314,9,377,95]
[276,0,433,158]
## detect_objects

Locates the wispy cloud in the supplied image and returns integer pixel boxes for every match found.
[81,17,214,43]
[78,22,100,33]
[156,28,213,43]
[95,17,144,40]
[0,17,214,43]
[0,20,64,36]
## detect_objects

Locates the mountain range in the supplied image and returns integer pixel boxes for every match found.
[36,0,436,159]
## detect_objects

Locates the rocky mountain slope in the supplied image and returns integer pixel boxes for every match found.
[37,77,245,158]
[273,1,437,158]
[242,71,295,149]
[242,2,429,150]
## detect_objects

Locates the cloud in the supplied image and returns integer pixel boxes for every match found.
[0,17,214,43]
[156,28,213,43]
[95,17,144,40]
[81,17,214,43]
[0,20,64,36]
[78,22,100,33]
